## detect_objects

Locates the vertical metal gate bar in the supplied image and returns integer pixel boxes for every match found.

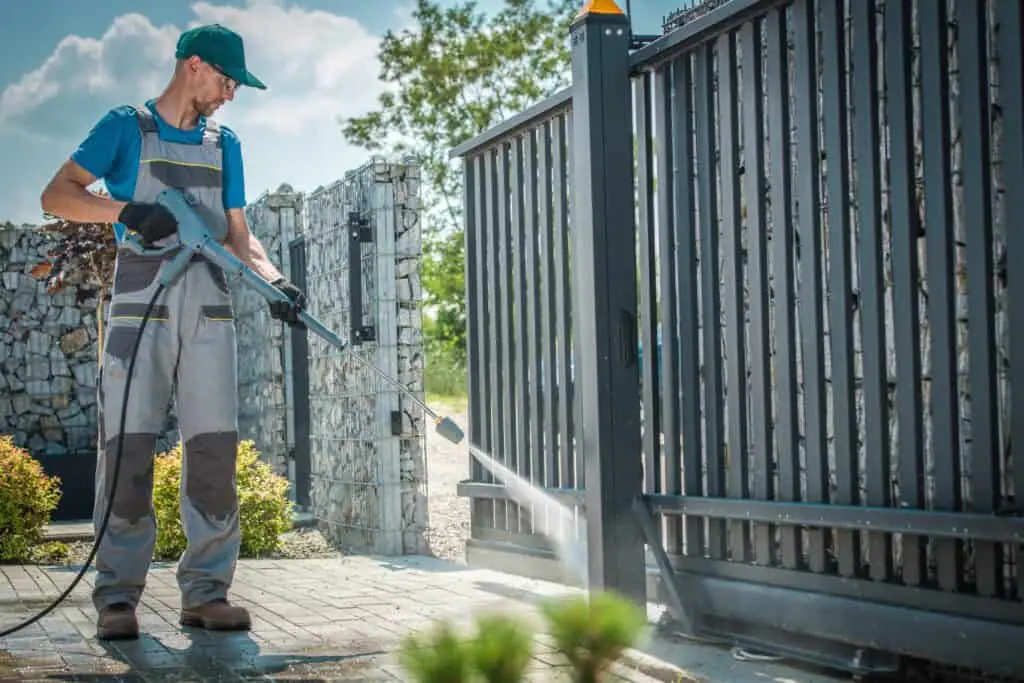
[512,134,531,534]
[539,121,559,492]
[552,114,574,491]
[496,142,512,533]
[655,61,683,556]
[820,0,859,578]
[884,0,926,588]
[672,52,704,559]
[524,128,544,504]
[694,41,726,560]
[956,0,1002,599]
[485,148,502,531]
[996,0,1024,603]
[792,0,824,573]
[465,155,489,538]
[920,0,963,592]
[851,0,891,582]
[718,28,750,564]
[741,16,773,568]
[566,109,583,496]
[634,72,661,499]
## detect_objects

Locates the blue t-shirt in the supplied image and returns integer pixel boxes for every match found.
[71,99,245,242]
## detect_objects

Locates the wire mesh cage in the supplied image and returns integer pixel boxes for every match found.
[300,157,427,556]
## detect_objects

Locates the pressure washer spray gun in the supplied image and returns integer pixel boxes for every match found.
[126,187,466,446]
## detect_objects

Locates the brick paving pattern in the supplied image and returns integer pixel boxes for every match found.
[0,556,685,682]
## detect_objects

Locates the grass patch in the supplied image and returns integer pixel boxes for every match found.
[425,346,468,404]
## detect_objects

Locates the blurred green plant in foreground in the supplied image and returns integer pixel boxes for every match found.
[398,590,647,682]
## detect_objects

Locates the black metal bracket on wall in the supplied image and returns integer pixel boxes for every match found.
[347,211,375,345]
[288,235,311,509]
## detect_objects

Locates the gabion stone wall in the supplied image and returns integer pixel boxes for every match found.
[0,226,182,459]
[1,165,425,551]
[234,185,303,476]
[1,226,101,456]
[302,158,427,556]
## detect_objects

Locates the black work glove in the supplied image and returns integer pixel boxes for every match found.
[269,278,306,327]
[118,202,179,245]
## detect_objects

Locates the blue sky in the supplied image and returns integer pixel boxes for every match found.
[0,0,679,226]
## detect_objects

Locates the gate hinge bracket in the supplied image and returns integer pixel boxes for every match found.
[353,326,376,343]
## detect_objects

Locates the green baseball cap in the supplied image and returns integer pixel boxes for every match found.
[175,24,266,90]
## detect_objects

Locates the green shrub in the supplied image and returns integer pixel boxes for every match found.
[0,435,62,563]
[398,591,647,683]
[152,439,292,559]
[398,619,474,683]
[468,613,535,683]
[540,592,648,683]
[29,540,71,564]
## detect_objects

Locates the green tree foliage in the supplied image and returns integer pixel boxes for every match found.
[342,0,577,361]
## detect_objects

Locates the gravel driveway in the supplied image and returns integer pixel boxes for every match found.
[422,400,471,564]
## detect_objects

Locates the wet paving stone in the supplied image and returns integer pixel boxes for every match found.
[0,556,683,682]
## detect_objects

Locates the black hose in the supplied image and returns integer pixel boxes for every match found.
[0,284,165,639]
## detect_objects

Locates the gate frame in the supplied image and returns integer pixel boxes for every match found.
[452,0,1024,677]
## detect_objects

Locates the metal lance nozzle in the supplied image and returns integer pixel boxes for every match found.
[434,416,465,444]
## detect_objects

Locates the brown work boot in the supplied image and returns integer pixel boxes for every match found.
[180,598,251,631]
[96,602,139,640]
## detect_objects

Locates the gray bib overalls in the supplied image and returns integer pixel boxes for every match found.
[93,104,241,612]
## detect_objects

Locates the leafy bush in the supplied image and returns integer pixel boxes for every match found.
[468,613,535,683]
[399,592,646,682]
[152,439,292,559]
[398,619,474,683]
[540,592,648,683]
[0,435,62,563]
[29,541,71,564]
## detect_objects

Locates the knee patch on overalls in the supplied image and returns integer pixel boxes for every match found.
[102,433,158,523]
[184,431,239,517]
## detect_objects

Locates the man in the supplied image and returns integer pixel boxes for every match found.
[39,23,306,641]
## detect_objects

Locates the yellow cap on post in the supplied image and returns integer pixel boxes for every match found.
[576,0,625,18]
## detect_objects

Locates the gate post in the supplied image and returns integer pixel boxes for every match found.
[288,235,311,509]
[570,0,646,604]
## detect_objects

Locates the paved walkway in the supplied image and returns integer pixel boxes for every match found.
[0,555,680,682]
[0,555,850,682]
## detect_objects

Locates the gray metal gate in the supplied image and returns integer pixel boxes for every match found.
[453,0,1024,677]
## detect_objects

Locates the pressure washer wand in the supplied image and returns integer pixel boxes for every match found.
[137,188,465,445]
[293,308,465,444]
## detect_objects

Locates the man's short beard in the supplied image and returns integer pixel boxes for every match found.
[193,97,219,116]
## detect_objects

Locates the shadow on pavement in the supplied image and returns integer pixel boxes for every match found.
[3,629,392,682]
[366,553,471,574]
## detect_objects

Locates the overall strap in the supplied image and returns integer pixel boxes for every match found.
[133,103,222,149]
[202,117,222,149]
[133,103,158,135]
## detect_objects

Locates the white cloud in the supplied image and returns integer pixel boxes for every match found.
[0,14,180,128]
[0,0,390,206]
